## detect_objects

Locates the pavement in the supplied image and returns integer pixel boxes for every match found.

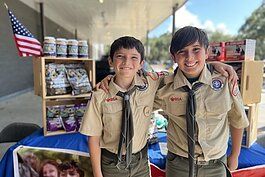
[1,87,265,160]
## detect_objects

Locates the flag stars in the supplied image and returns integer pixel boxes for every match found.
[7,9,42,57]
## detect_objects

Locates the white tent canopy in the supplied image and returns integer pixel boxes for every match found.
[20,0,187,44]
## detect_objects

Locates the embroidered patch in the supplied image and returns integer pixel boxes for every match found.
[105,97,118,102]
[231,81,240,96]
[169,96,182,102]
[137,82,148,91]
[147,72,158,80]
[147,71,168,81]
[211,78,223,91]
[156,71,168,77]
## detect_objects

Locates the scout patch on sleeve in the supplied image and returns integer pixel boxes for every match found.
[211,77,224,91]
[231,81,240,96]
[147,71,168,81]
[147,72,158,80]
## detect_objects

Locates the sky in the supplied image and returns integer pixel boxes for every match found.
[149,0,263,37]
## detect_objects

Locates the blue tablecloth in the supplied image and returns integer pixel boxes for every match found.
[1,129,265,177]
[0,128,88,177]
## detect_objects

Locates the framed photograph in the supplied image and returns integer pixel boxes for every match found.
[13,145,92,177]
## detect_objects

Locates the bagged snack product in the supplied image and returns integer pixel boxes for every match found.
[45,63,71,95]
[60,104,77,132]
[46,106,64,132]
[74,103,87,131]
[65,63,92,95]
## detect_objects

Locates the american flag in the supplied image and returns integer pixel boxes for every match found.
[8,9,42,57]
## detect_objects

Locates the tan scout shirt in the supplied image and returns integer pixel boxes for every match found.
[154,65,249,161]
[80,73,161,154]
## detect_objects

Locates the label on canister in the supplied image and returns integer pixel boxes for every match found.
[56,38,67,57]
[78,40,88,58]
[67,39,78,58]
[43,36,56,56]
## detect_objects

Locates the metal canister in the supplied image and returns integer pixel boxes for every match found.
[67,39,78,58]
[56,38,67,57]
[43,36,56,57]
[78,40,88,58]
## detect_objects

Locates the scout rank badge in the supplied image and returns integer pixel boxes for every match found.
[147,71,168,80]
[211,77,224,91]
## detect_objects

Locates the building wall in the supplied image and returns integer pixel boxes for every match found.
[0,0,74,98]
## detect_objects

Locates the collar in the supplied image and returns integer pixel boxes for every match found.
[173,64,212,90]
[108,74,146,96]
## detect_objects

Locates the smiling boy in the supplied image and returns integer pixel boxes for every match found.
[154,26,249,177]
[80,36,162,177]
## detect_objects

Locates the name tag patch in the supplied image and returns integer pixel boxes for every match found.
[105,97,118,102]
[169,96,182,102]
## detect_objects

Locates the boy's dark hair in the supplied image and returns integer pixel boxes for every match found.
[109,36,145,61]
[170,26,209,54]
[58,160,84,177]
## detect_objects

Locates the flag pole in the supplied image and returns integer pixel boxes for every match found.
[4,2,8,9]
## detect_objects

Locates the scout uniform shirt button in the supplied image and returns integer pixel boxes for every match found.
[144,106,151,117]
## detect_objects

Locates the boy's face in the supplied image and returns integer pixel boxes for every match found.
[108,47,143,79]
[60,169,79,177]
[171,41,209,78]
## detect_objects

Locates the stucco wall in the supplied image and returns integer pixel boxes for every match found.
[0,0,74,98]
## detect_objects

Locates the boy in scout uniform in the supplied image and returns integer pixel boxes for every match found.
[80,36,163,177]
[154,26,249,177]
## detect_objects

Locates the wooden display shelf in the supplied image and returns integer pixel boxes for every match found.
[242,103,259,148]
[42,56,90,60]
[43,98,90,136]
[33,57,95,97]
[44,93,92,100]
[33,57,95,136]
[221,60,263,105]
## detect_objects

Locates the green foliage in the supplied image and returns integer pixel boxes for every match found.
[147,30,235,63]
[238,3,265,60]
[207,31,235,43]
[148,3,265,62]
[147,33,171,63]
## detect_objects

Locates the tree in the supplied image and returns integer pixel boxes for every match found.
[147,29,235,64]
[146,33,171,63]
[207,31,235,43]
[238,3,265,60]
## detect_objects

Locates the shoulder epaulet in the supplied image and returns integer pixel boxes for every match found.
[206,63,214,75]
[158,74,174,89]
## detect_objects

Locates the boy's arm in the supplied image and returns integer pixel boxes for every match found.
[227,81,249,171]
[88,136,103,177]
[227,126,244,171]
[210,61,238,83]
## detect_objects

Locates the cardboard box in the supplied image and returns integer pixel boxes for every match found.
[208,42,225,61]
[225,39,256,61]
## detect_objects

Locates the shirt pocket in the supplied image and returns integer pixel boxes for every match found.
[135,98,152,116]
[167,101,186,116]
[102,102,122,131]
[205,101,231,120]
[135,99,152,127]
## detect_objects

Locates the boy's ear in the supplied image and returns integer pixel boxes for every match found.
[108,57,113,67]
[205,46,210,59]
[170,54,177,63]
[140,60,144,68]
